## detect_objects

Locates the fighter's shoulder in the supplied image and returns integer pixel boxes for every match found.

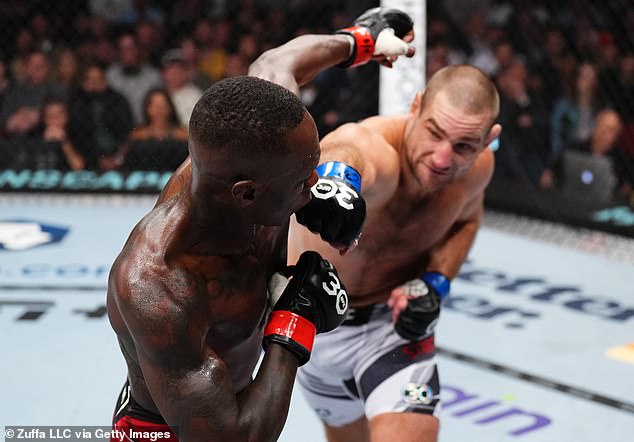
[461,147,495,194]
[112,221,197,324]
[111,253,200,351]
[324,117,396,152]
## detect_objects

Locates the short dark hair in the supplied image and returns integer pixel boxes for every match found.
[142,88,180,126]
[189,76,306,157]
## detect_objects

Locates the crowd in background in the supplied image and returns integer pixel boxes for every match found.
[0,0,632,203]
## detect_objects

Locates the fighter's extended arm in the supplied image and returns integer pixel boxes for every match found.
[248,35,353,96]
[248,7,414,96]
[390,150,495,340]
[294,121,400,251]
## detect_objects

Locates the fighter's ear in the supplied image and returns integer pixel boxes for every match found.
[485,123,502,147]
[231,180,261,207]
[409,91,423,114]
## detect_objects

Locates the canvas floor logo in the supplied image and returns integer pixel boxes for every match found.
[0,220,69,251]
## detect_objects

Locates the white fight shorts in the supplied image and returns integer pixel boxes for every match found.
[297,303,441,427]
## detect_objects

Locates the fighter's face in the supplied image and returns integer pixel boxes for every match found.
[404,92,493,192]
[256,113,320,226]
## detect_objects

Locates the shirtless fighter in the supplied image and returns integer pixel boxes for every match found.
[289,64,502,442]
[106,8,415,442]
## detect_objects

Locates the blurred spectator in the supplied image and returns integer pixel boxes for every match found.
[535,27,570,102]
[106,33,163,124]
[120,0,166,26]
[135,20,165,65]
[196,18,231,83]
[69,63,134,170]
[178,36,213,90]
[28,12,54,54]
[88,0,133,24]
[169,0,206,30]
[222,34,260,78]
[0,56,12,117]
[303,67,351,136]
[105,88,188,171]
[426,37,452,80]
[2,97,84,171]
[550,62,604,165]
[88,16,118,65]
[10,27,35,84]
[132,88,188,142]
[557,109,632,199]
[1,51,63,137]
[462,12,499,75]
[89,0,165,26]
[493,61,550,186]
[40,97,85,170]
[52,48,81,94]
[491,38,520,76]
[504,5,547,66]
[161,49,203,127]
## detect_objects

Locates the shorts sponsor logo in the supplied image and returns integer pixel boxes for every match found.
[402,382,434,405]
[315,408,331,419]
[0,220,69,251]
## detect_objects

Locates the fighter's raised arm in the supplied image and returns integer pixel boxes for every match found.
[249,7,415,96]
[159,7,415,205]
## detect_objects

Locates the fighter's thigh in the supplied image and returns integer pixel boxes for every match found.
[369,412,438,442]
[362,352,440,421]
[297,374,366,429]
[323,416,370,442]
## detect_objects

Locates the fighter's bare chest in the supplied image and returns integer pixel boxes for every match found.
[361,196,462,258]
[199,230,283,348]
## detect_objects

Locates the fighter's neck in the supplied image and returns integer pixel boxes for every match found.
[177,196,259,257]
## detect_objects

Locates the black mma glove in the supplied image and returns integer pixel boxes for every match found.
[336,7,414,67]
[263,251,349,366]
[394,272,450,341]
[295,161,366,247]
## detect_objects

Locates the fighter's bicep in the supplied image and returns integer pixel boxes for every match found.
[125,298,241,435]
[137,343,239,432]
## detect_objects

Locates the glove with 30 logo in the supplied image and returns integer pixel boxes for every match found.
[296,162,366,248]
[263,251,349,366]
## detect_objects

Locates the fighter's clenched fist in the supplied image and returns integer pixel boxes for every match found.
[263,251,349,365]
[336,7,415,68]
[296,162,366,251]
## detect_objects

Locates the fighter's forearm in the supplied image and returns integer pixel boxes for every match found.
[427,215,481,280]
[150,346,298,442]
[248,34,351,96]
[234,344,299,441]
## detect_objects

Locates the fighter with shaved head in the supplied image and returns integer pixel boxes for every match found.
[288,64,502,442]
